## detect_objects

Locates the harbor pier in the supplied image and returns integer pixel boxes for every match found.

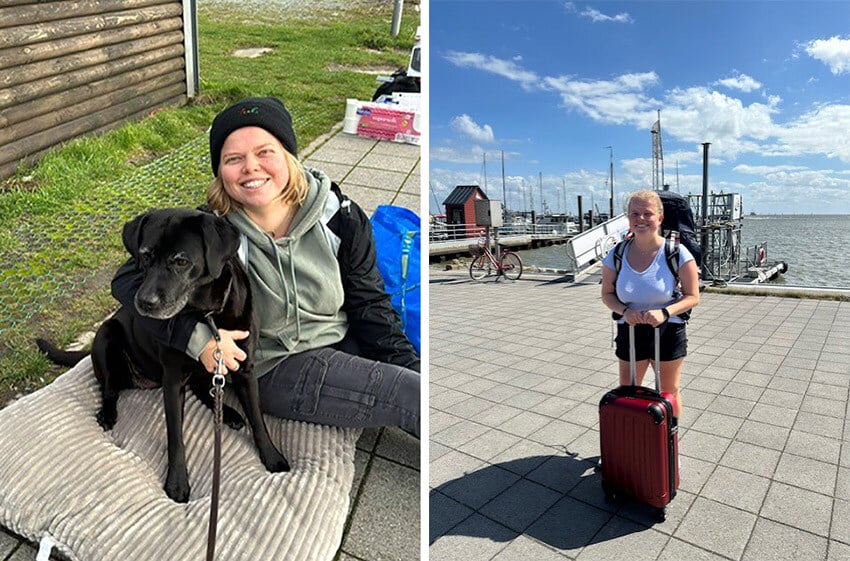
[430,268,850,561]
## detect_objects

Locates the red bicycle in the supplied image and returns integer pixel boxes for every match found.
[469,241,523,281]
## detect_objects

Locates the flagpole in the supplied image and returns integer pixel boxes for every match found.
[657,109,665,189]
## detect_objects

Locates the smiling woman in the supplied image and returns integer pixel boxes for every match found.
[112,96,422,438]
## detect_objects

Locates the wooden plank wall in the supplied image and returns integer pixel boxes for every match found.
[0,0,189,179]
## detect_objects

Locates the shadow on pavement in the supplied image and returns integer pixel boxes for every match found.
[431,453,663,552]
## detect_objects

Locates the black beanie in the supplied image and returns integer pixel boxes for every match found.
[209,97,298,175]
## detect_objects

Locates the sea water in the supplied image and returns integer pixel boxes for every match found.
[512,215,850,289]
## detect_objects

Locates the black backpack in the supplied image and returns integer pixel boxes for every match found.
[610,236,691,322]
[657,190,701,270]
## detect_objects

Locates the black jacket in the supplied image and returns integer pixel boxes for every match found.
[111,184,420,373]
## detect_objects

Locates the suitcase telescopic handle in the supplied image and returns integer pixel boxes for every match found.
[628,324,661,390]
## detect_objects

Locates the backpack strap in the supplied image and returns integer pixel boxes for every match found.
[612,238,630,275]
[664,235,680,280]
[610,239,630,321]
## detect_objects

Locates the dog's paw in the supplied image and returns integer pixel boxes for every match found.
[164,474,191,503]
[96,408,117,430]
[222,406,245,430]
[262,449,291,473]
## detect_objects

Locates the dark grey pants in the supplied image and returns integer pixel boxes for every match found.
[257,347,420,438]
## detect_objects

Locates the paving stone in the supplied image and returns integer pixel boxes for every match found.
[432,419,491,449]
[490,535,572,561]
[794,410,845,439]
[748,402,799,428]
[0,530,20,558]
[343,458,419,561]
[456,428,522,463]
[6,542,38,561]
[480,478,562,532]
[675,497,757,559]
[761,482,833,537]
[429,491,474,542]
[358,152,418,173]
[739,417,793,448]
[431,440,452,463]
[375,426,419,469]
[719,441,781,477]
[759,388,806,408]
[701,465,771,513]
[742,516,829,561]
[528,419,588,448]
[498,410,555,438]
[774,453,838,496]
[574,517,668,561]
[679,430,732,462]
[430,450,484,489]
[832,499,850,546]
[430,514,517,561]
[838,467,850,500]
[784,430,842,464]
[689,410,745,437]
[439,463,520,510]
[657,537,730,561]
[526,452,593,494]
[801,395,847,419]
[830,539,850,561]
[677,455,716,494]
[525,496,613,557]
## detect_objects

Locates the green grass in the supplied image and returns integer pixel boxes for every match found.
[0,3,417,399]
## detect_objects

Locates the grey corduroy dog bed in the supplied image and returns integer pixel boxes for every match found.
[0,357,359,561]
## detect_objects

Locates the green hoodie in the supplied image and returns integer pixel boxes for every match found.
[186,167,348,376]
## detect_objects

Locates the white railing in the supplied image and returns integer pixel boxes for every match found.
[429,222,576,243]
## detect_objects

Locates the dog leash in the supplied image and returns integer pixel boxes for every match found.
[204,314,227,561]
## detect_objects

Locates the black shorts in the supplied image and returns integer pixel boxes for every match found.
[615,322,688,362]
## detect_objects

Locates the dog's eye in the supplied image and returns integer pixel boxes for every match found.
[172,257,191,268]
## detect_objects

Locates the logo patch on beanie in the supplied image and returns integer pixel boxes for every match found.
[237,106,259,116]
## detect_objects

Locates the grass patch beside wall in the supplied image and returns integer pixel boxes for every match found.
[0,3,418,399]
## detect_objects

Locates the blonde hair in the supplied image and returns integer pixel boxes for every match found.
[625,189,663,215]
[206,149,309,215]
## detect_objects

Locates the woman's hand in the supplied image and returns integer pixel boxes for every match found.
[199,329,249,374]
[623,308,642,326]
[642,309,666,327]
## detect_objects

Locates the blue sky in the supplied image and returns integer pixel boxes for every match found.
[427,0,850,216]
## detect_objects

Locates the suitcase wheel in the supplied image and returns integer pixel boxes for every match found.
[655,507,667,522]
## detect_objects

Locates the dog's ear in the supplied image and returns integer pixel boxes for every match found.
[122,212,150,259]
[201,214,241,278]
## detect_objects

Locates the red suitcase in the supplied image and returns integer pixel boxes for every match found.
[598,325,679,521]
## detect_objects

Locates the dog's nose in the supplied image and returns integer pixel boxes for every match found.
[135,293,161,315]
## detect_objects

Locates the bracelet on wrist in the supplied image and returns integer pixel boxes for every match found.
[661,307,670,320]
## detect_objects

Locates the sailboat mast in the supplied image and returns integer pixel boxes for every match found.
[501,150,507,217]
[658,109,666,189]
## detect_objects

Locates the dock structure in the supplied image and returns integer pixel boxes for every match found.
[430,268,850,561]
[429,222,573,260]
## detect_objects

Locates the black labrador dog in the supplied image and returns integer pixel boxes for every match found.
[37,208,290,502]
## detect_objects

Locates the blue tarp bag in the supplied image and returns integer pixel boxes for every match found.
[370,205,421,353]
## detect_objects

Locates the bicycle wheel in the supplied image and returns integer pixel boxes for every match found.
[469,254,492,280]
[500,252,523,280]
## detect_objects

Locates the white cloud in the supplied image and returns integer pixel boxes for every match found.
[429,144,487,164]
[441,50,850,172]
[766,104,850,162]
[565,2,633,23]
[450,114,495,143]
[716,72,762,93]
[543,71,660,124]
[733,164,808,175]
[805,36,850,75]
[444,51,539,90]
